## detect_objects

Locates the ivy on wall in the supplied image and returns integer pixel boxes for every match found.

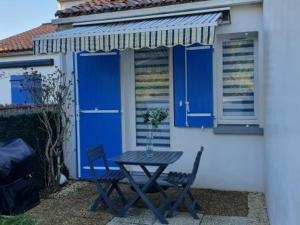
[0,113,47,152]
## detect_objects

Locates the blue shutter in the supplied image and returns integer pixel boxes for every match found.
[10,75,41,105]
[173,45,214,127]
[173,45,186,127]
[186,46,214,127]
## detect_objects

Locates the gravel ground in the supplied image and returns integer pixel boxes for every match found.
[123,185,248,217]
[27,181,248,225]
[28,182,112,225]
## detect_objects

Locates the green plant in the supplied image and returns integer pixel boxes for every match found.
[142,108,168,128]
[0,215,37,225]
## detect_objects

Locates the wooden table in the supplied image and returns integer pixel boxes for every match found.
[110,151,183,224]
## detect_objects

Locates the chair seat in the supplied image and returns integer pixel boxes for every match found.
[98,170,125,182]
[166,171,191,185]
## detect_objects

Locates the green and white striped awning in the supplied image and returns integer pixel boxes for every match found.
[34,12,222,54]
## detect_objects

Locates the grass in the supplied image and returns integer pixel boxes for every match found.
[0,215,37,225]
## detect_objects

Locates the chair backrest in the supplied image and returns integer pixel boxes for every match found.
[190,146,204,183]
[87,145,110,176]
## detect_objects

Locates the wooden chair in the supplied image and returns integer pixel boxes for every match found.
[165,147,204,219]
[87,145,126,215]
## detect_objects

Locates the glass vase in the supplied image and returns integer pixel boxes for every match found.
[146,124,154,158]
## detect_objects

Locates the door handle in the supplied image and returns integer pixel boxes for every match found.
[186,101,190,113]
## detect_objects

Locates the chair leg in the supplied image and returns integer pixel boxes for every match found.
[187,190,203,211]
[115,183,127,204]
[107,183,116,197]
[90,195,103,211]
[91,183,114,211]
[184,198,200,219]
[91,182,119,216]
[167,185,190,218]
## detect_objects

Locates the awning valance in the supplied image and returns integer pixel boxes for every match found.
[34,13,222,54]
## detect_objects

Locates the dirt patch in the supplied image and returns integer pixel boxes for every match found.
[125,185,248,217]
[27,182,248,224]
[189,188,248,216]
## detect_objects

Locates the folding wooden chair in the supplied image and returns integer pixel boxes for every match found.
[165,147,204,219]
[87,145,126,215]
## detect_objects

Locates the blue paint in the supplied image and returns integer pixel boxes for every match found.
[173,45,214,128]
[10,75,41,105]
[173,45,186,127]
[77,52,122,179]
[186,47,214,127]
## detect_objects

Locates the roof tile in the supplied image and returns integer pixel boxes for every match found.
[56,0,206,18]
[0,23,55,54]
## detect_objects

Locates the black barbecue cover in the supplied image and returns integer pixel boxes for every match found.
[0,139,40,215]
[0,139,34,179]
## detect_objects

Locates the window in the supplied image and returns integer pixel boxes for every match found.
[134,47,170,148]
[219,36,258,124]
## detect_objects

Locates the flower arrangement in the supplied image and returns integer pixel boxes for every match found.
[142,108,169,128]
[142,108,168,156]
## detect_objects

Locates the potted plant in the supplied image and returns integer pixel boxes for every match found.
[142,108,168,157]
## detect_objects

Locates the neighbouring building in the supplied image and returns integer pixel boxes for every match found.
[0,23,61,105]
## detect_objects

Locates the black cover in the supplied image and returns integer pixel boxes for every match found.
[0,139,40,215]
[0,175,40,215]
[0,139,34,178]
[0,154,39,185]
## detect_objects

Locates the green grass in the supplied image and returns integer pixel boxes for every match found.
[0,215,37,225]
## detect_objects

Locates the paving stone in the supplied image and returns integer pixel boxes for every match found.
[200,215,249,225]
[106,221,144,225]
[153,213,203,225]
[107,208,155,225]
[247,193,269,225]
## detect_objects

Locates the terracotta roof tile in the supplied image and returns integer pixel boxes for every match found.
[0,23,55,54]
[56,0,207,18]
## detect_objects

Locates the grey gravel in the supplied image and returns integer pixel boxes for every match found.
[26,181,269,225]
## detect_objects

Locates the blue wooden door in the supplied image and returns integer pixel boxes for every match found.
[77,52,122,179]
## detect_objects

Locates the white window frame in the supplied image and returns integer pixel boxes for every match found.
[215,33,259,125]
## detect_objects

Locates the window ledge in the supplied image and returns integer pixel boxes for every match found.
[213,125,264,135]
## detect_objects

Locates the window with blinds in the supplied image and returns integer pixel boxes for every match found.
[222,39,256,117]
[135,47,170,148]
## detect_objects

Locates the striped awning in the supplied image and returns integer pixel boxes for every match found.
[34,12,222,54]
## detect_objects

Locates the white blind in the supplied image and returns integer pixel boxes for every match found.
[222,39,255,117]
[135,47,170,147]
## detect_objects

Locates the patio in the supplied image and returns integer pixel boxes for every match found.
[27,182,269,225]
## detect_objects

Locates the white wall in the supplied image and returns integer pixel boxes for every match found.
[263,1,300,225]
[63,3,265,192]
[0,54,62,104]
[62,52,78,178]
[120,4,264,192]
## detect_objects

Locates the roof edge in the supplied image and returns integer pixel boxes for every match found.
[0,51,33,58]
[53,0,262,25]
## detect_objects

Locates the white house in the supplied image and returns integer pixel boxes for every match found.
[45,0,266,191]
[0,23,62,105]
[11,0,300,224]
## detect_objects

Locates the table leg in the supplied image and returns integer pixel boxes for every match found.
[118,163,169,224]
[140,165,170,200]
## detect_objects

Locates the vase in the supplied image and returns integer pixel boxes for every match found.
[146,124,154,157]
